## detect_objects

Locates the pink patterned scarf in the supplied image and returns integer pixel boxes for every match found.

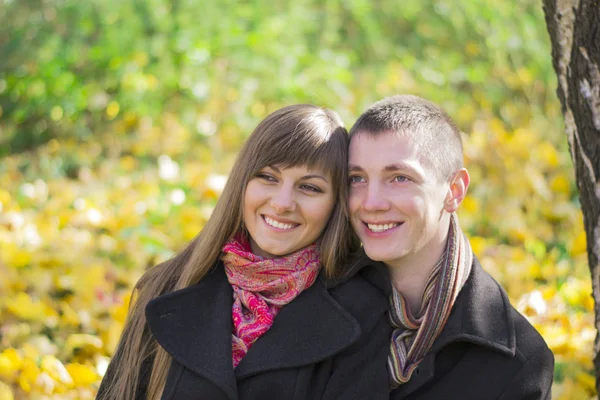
[221,234,322,368]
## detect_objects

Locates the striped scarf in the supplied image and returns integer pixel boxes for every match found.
[388,213,473,389]
[221,234,321,368]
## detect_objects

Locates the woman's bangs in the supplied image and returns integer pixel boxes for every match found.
[256,126,346,182]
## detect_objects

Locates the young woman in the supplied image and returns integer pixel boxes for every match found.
[97,104,391,400]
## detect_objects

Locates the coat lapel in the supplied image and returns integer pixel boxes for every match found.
[145,267,238,400]
[235,277,361,379]
[392,257,516,398]
[145,266,362,394]
[430,258,516,355]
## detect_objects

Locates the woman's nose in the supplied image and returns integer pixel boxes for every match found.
[270,186,296,214]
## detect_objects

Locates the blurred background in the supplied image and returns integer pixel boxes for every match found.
[0,0,594,398]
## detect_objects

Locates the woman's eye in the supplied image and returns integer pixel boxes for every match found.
[257,173,277,182]
[300,184,322,193]
[349,175,364,184]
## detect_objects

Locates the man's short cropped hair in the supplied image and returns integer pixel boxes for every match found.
[349,95,464,182]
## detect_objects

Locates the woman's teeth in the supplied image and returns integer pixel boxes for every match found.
[265,216,295,230]
[367,223,399,232]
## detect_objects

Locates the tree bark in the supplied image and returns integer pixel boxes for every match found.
[542,0,600,392]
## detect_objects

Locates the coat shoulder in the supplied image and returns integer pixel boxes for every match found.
[494,306,555,400]
[478,262,553,367]
[327,268,389,331]
[510,306,554,364]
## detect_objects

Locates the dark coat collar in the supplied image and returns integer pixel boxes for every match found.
[431,257,515,355]
[350,253,516,397]
[395,257,516,397]
[145,265,361,400]
[328,249,391,297]
[345,252,515,353]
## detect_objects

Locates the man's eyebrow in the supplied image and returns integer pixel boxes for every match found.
[384,162,425,179]
[349,163,413,172]
[384,163,409,171]
[350,162,425,178]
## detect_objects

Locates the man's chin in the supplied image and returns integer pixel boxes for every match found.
[362,247,391,263]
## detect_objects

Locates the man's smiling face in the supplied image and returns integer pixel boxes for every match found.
[348,131,452,269]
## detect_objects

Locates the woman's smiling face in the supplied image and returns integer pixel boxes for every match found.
[243,165,335,258]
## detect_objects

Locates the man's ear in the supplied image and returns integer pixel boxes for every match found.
[444,168,470,213]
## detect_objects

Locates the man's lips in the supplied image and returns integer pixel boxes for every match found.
[361,220,404,234]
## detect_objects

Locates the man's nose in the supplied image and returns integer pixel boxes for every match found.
[362,184,390,212]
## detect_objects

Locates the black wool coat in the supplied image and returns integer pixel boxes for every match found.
[99,262,391,400]
[357,256,555,400]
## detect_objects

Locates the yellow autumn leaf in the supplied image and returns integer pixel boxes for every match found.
[575,372,596,394]
[550,174,571,194]
[63,334,103,357]
[59,301,81,326]
[1,246,32,269]
[569,231,587,256]
[517,67,533,84]
[40,355,73,386]
[468,236,487,256]
[119,155,138,172]
[540,325,569,355]
[556,377,593,400]
[489,118,506,136]
[101,321,124,355]
[18,359,40,393]
[0,381,14,400]
[560,278,592,308]
[65,363,99,386]
[0,189,11,208]
[21,344,40,361]
[0,349,23,379]
[461,196,479,215]
[111,293,130,324]
[5,293,46,321]
[72,264,106,302]
[106,101,120,119]
[535,141,559,168]
[583,295,594,312]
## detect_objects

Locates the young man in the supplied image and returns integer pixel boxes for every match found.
[348,95,554,399]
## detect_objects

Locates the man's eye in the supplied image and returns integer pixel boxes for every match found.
[393,175,409,183]
[349,176,364,183]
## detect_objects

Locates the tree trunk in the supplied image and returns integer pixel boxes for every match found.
[542,0,600,393]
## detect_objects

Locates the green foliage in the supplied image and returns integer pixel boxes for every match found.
[1,0,558,155]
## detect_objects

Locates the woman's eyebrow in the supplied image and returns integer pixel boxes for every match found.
[302,174,329,182]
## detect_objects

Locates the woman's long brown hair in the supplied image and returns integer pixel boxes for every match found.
[98,104,359,400]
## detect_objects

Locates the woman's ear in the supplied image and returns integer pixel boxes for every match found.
[444,168,470,213]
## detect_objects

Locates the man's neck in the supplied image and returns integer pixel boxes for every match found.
[386,237,448,315]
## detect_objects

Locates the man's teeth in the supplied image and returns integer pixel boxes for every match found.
[265,216,295,230]
[367,223,398,232]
